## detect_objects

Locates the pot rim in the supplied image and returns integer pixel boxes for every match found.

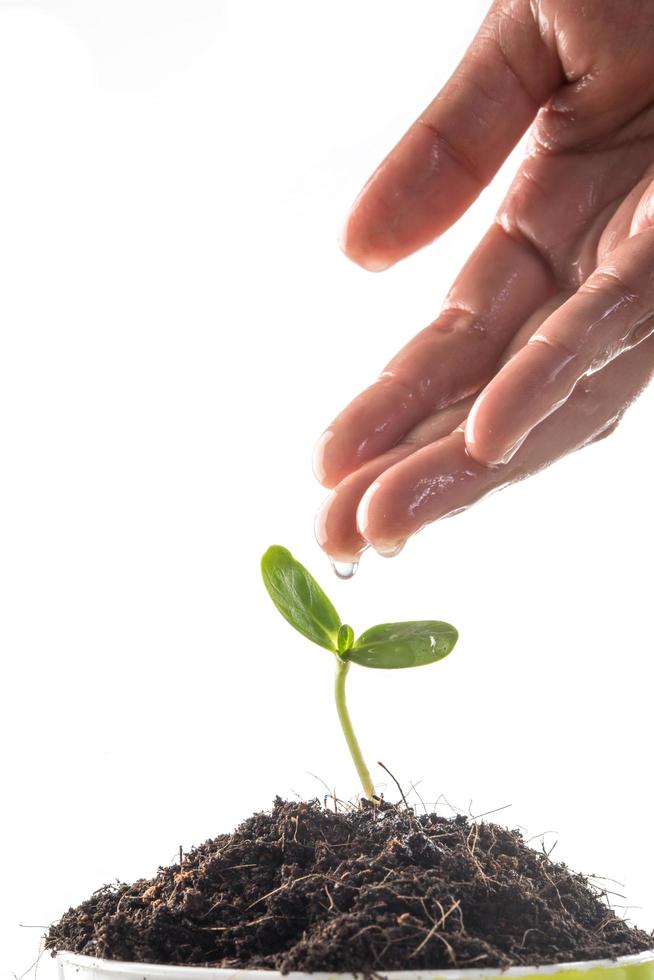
[56,950,654,980]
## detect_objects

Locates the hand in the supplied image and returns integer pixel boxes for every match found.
[314,0,654,562]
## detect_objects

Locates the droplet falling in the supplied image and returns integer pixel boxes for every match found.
[330,559,359,580]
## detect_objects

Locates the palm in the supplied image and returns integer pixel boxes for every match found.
[314,0,654,561]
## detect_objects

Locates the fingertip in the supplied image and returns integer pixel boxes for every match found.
[312,430,338,488]
[356,254,395,273]
[338,213,394,272]
[462,393,490,463]
[464,391,522,467]
[314,492,367,564]
[463,395,496,465]
[356,480,407,558]
[466,333,579,465]
[313,378,425,491]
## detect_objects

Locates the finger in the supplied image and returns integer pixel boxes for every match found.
[316,292,569,561]
[465,227,654,466]
[340,1,561,271]
[314,222,554,488]
[358,334,654,555]
[315,397,473,562]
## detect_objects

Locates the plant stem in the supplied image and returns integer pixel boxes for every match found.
[334,657,377,802]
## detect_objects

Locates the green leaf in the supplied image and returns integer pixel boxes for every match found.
[261,546,341,651]
[349,621,458,669]
[337,624,354,654]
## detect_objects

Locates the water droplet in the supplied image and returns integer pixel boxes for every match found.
[330,559,359,580]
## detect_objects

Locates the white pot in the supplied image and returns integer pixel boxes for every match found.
[56,950,654,980]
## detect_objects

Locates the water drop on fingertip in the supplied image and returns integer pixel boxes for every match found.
[330,559,359,580]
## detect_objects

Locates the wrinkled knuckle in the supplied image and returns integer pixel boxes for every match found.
[493,16,542,109]
[531,106,572,151]
[581,267,636,303]
[415,120,487,190]
[439,305,499,347]
[528,332,577,360]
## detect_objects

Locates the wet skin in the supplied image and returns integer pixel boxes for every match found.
[314,0,654,562]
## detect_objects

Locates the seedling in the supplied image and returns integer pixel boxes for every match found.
[261,545,458,803]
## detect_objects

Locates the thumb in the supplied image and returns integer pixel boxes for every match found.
[341,0,561,271]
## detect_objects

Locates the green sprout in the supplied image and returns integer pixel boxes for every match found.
[261,545,459,803]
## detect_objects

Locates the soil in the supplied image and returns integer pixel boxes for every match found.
[46,798,652,973]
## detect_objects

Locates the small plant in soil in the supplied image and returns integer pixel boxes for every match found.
[44,549,654,973]
[261,545,458,802]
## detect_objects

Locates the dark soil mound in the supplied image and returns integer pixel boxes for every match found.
[46,798,652,973]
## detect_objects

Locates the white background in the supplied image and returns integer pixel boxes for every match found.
[1,3,652,978]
